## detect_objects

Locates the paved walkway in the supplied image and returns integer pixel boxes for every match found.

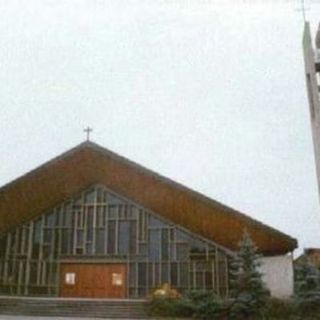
[0,317,141,320]
[0,318,191,320]
[0,316,188,320]
[0,317,123,320]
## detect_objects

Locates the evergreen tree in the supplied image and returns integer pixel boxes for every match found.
[229,231,270,320]
[295,261,320,308]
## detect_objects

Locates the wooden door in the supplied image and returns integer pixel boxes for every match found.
[60,263,126,298]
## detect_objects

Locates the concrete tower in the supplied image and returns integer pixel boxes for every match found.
[303,22,320,198]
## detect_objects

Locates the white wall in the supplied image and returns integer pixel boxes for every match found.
[303,23,320,200]
[259,255,293,299]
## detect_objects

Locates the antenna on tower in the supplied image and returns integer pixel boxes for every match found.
[296,0,309,22]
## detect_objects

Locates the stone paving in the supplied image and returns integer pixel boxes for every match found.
[0,317,97,320]
[0,317,138,320]
[0,316,180,320]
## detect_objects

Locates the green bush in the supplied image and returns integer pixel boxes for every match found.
[173,297,197,317]
[263,297,320,320]
[146,296,195,317]
[187,291,227,320]
[266,298,297,319]
[147,290,227,319]
[147,292,320,319]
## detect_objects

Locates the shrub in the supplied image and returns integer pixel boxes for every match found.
[147,290,227,319]
[266,297,297,319]
[173,296,197,317]
[146,296,195,317]
[187,291,227,320]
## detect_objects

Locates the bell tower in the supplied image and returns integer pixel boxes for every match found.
[303,22,320,199]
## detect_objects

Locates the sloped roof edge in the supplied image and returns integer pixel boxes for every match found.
[89,142,296,244]
[0,141,297,252]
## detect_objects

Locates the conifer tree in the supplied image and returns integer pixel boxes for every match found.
[229,231,270,320]
[295,261,320,308]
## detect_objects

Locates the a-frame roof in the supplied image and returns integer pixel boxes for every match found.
[0,141,297,255]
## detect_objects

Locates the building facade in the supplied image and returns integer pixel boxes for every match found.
[295,248,320,268]
[0,184,230,297]
[0,142,297,298]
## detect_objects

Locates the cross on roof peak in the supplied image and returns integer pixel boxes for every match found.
[83,127,93,141]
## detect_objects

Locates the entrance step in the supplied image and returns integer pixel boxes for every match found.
[0,296,148,318]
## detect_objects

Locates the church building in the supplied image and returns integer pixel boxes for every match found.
[0,142,297,299]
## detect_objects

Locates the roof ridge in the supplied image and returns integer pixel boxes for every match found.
[80,142,297,245]
[0,141,297,250]
[0,141,90,194]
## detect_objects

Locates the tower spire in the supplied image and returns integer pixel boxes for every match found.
[296,0,309,22]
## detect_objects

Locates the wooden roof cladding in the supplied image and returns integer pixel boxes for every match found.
[0,141,297,255]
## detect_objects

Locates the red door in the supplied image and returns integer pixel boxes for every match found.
[60,263,126,298]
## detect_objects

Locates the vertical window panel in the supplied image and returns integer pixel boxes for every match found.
[149,215,166,228]
[138,263,147,287]
[61,230,72,255]
[119,221,129,254]
[45,211,56,227]
[148,229,161,261]
[161,263,169,284]
[96,229,105,254]
[129,206,138,219]
[196,272,203,289]
[180,263,189,288]
[76,230,84,247]
[84,189,96,204]
[96,188,104,203]
[148,263,154,289]
[43,229,52,244]
[86,243,93,254]
[138,210,146,241]
[154,263,160,287]
[32,220,41,259]
[0,237,6,259]
[64,204,73,227]
[109,205,118,219]
[161,229,169,260]
[129,221,137,254]
[139,243,147,256]
[129,263,136,287]
[176,243,189,261]
[205,271,213,290]
[107,221,116,254]
[171,262,178,286]
[96,206,105,227]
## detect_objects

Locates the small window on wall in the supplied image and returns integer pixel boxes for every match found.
[65,273,76,285]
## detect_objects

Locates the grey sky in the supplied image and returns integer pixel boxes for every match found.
[1,0,320,254]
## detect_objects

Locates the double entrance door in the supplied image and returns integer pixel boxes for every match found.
[60,263,126,298]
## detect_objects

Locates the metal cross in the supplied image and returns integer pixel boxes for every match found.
[296,0,309,22]
[83,127,93,141]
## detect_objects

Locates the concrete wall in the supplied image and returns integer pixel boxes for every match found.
[303,22,320,200]
[259,255,293,299]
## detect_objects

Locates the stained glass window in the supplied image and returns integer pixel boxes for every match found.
[0,184,231,297]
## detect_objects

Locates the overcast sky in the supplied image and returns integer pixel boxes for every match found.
[1,0,320,255]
